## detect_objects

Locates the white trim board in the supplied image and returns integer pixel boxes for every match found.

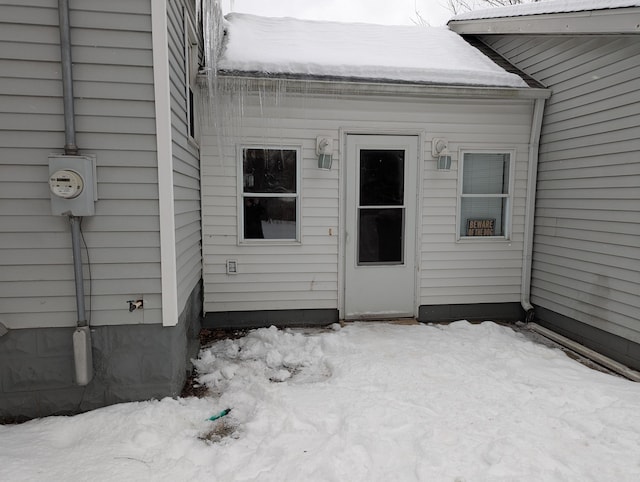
[152,0,178,327]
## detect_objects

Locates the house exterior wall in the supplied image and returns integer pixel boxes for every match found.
[0,0,162,329]
[0,283,200,420]
[166,0,202,317]
[481,34,640,367]
[0,0,202,418]
[201,84,534,323]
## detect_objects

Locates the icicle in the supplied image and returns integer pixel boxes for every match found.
[197,0,226,166]
[198,1,310,167]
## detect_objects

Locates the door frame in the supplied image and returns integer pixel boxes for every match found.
[338,128,425,320]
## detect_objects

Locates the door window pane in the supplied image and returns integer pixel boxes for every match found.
[358,208,404,264]
[359,150,404,206]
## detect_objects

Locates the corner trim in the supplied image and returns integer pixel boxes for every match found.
[151,0,178,327]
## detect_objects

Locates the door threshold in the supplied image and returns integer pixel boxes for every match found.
[341,318,419,325]
[388,318,419,325]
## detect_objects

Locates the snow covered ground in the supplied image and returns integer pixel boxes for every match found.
[1,321,639,481]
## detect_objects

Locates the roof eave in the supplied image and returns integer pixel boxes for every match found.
[449,8,640,35]
[213,72,551,100]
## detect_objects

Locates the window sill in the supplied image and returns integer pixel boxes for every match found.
[456,236,512,243]
[239,239,302,246]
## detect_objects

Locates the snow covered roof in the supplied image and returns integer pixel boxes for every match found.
[451,0,640,21]
[217,14,529,88]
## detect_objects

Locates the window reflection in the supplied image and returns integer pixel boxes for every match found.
[242,148,298,241]
[243,149,297,193]
[358,208,405,264]
[460,153,511,238]
[359,150,404,206]
[357,148,406,265]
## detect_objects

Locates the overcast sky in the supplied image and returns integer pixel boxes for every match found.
[219,0,454,27]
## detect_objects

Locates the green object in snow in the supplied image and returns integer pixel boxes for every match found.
[207,408,231,421]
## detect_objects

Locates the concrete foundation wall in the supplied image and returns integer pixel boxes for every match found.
[203,303,523,330]
[0,284,202,420]
[204,309,339,330]
[419,302,524,324]
[536,306,640,372]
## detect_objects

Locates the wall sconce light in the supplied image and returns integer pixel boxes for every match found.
[316,136,333,170]
[432,137,452,171]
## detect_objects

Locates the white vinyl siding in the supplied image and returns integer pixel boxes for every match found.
[482,34,640,343]
[201,86,534,314]
[167,0,202,314]
[0,0,161,328]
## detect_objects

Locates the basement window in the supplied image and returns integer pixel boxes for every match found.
[240,147,300,242]
[459,151,513,240]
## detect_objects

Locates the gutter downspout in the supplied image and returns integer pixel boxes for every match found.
[521,97,546,322]
[58,0,93,385]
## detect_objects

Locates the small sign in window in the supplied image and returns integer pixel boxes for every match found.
[466,218,495,236]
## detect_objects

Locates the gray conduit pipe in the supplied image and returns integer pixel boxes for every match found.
[58,0,93,385]
[70,216,87,326]
[58,0,78,155]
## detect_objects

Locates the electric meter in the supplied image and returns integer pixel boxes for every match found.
[49,169,84,199]
[48,155,96,216]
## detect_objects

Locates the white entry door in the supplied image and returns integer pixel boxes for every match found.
[344,135,418,319]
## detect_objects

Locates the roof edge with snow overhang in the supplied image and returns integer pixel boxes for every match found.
[448,0,640,35]
[216,13,544,91]
[213,74,550,100]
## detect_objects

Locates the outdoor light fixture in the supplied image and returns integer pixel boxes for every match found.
[316,136,333,170]
[432,137,452,171]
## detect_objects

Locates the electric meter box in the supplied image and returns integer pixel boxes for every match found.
[48,155,97,216]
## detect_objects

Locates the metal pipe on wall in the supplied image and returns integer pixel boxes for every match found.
[69,216,87,326]
[58,0,78,155]
[58,0,93,385]
[57,0,86,328]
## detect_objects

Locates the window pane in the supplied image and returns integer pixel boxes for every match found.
[243,149,297,193]
[188,87,195,138]
[244,197,297,240]
[358,208,404,264]
[463,153,510,194]
[460,198,506,237]
[359,150,404,206]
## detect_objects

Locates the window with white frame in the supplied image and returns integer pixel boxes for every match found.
[184,12,199,142]
[241,148,300,241]
[459,152,512,239]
